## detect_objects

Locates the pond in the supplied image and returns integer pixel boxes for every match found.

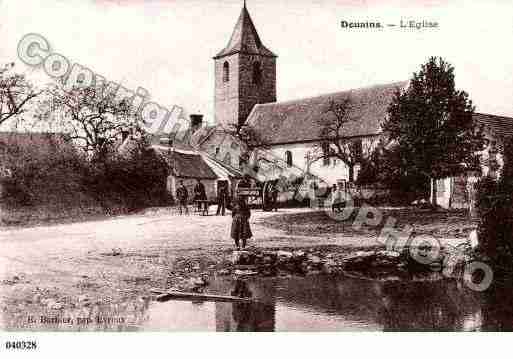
[6,274,513,331]
[142,274,513,332]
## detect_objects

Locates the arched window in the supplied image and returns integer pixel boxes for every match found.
[223,61,229,82]
[285,150,293,167]
[252,62,262,85]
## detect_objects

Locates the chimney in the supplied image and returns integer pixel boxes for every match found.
[189,114,203,134]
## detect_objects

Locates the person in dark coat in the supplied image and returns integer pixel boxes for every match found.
[216,183,229,216]
[237,174,252,190]
[231,196,252,250]
[193,179,207,212]
[176,180,189,215]
[270,183,279,212]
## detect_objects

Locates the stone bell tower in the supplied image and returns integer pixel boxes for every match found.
[213,3,277,128]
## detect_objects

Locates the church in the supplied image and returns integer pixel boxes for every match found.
[193,3,404,189]
[188,3,513,208]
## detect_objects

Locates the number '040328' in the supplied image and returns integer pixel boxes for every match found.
[5,341,38,350]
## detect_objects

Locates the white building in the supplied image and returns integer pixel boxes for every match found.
[246,82,406,186]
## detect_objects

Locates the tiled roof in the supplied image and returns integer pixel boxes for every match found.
[202,154,244,179]
[473,113,513,140]
[246,81,407,145]
[153,146,218,180]
[214,5,276,59]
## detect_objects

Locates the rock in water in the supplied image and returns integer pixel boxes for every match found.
[277,250,293,258]
[307,254,322,263]
[234,269,258,276]
[231,251,251,265]
[217,269,231,276]
[376,250,401,258]
[293,250,306,259]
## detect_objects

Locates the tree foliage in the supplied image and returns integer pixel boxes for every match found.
[382,57,485,205]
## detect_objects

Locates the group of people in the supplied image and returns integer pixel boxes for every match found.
[176,179,207,215]
[175,177,253,250]
[176,178,353,250]
[175,179,230,216]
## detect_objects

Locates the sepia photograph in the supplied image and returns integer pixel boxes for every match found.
[1,0,513,355]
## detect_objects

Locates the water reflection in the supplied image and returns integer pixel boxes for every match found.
[379,280,481,331]
[146,275,495,331]
[6,274,513,331]
[479,280,513,331]
[216,279,275,331]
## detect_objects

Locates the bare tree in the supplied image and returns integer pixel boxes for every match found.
[313,97,373,182]
[224,122,269,169]
[37,82,143,159]
[0,63,40,127]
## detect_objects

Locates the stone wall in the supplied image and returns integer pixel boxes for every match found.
[238,54,276,125]
[214,53,276,128]
[214,56,240,128]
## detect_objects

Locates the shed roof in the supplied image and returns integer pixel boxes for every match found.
[153,146,218,180]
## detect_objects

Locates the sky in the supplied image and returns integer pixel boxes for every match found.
[1,0,513,125]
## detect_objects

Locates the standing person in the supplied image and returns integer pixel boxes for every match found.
[193,179,207,212]
[238,174,252,190]
[176,180,189,215]
[331,183,342,212]
[270,182,279,212]
[216,183,228,216]
[231,196,252,250]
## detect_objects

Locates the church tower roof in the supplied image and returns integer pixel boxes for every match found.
[214,4,277,59]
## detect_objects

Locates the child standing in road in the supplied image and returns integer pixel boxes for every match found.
[231,196,252,250]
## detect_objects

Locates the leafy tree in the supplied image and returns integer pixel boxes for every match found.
[382,57,485,207]
[357,143,430,203]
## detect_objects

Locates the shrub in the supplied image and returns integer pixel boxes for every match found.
[1,134,89,209]
[357,146,429,205]
[476,139,513,266]
[85,147,171,211]
[1,134,172,223]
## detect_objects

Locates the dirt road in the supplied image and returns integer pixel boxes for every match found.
[0,207,384,330]
[0,207,469,330]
